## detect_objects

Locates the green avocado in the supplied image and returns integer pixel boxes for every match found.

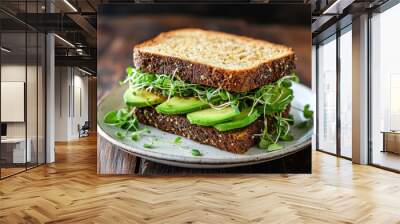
[123,88,166,108]
[155,97,209,115]
[214,108,261,132]
[187,106,240,126]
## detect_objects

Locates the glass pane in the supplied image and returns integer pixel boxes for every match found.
[38,33,45,165]
[27,31,38,169]
[339,28,352,158]
[1,31,27,177]
[371,4,400,171]
[317,36,337,154]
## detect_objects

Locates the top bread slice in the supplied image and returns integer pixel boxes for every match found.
[133,28,296,93]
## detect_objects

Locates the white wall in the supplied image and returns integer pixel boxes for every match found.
[72,73,89,138]
[54,67,89,141]
[54,66,69,141]
[1,65,26,139]
[1,65,40,138]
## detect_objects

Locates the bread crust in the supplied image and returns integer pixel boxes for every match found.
[133,28,296,93]
[135,107,290,154]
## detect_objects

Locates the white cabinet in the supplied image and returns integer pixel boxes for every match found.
[1,138,32,163]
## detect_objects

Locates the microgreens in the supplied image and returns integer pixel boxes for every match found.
[296,104,314,129]
[191,149,202,156]
[104,107,150,141]
[173,136,183,144]
[143,143,154,149]
[104,66,313,151]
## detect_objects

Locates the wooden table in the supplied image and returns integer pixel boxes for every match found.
[382,131,400,154]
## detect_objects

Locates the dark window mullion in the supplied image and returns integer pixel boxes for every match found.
[36,0,39,167]
[25,0,28,171]
[315,44,320,150]
[367,11,373,165]
[336,29,341,157]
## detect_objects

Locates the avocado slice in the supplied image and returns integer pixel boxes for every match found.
[155,97,209,115]
[214,108,261,132]
[187,106,240,126]
[123,88,166,108]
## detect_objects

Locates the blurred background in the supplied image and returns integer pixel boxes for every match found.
[97,4,311,99]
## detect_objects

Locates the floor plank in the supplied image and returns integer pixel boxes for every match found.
[1,135,400,224]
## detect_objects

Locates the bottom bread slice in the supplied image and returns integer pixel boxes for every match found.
[135,107,286,154]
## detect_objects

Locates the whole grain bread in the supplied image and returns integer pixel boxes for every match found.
[135,107,290,154]
[133,28,296,93]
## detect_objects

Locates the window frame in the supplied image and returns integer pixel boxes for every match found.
[367,0,400,173]
[314,23,353,160]
[0,2,48,180]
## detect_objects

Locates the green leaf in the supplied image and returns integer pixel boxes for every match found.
[258,138,271,149]
[131,133,139,141]
[117,120,128,129]
[191,149,202,156]
[115,131,125,140]
[143,143,153,149]
[288,74,300,83]
[296,121,308,129]
[303,104,314,119]
[219,91,228,100]
[142,127,151,134]
[126,118,139,131]
[267,143,283,152]
[116,108,130,121]
[280,134,294,141]
[287,114,295,125]
[126,66,134,76]
[231,103,240,114]
[103,111,119,124]
[173,136,182,144]
[281,79,292,88]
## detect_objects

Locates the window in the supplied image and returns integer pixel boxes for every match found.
[316,24,353,159]
[370,2,400,171]
[317,35,337,154]
[339,27,352,158]
[0,2,46,179]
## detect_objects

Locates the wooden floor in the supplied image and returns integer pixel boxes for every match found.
[372,150,400,171]
[1,167,26,178]
[1,135,400,224]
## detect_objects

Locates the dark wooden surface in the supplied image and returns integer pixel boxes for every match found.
[138,147,311,175]
[97,10,311,175]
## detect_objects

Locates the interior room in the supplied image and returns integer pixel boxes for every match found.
[1,0,400,223]
[370,3,400,171]
[313,0,400,172]
[0,18,46,178]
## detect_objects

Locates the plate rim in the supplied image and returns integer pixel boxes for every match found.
[97,124,311,165]
[97,83,313,166]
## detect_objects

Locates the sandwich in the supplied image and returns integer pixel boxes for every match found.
[104,28,302,154]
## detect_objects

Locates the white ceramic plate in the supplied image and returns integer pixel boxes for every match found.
[97,83,314,168]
